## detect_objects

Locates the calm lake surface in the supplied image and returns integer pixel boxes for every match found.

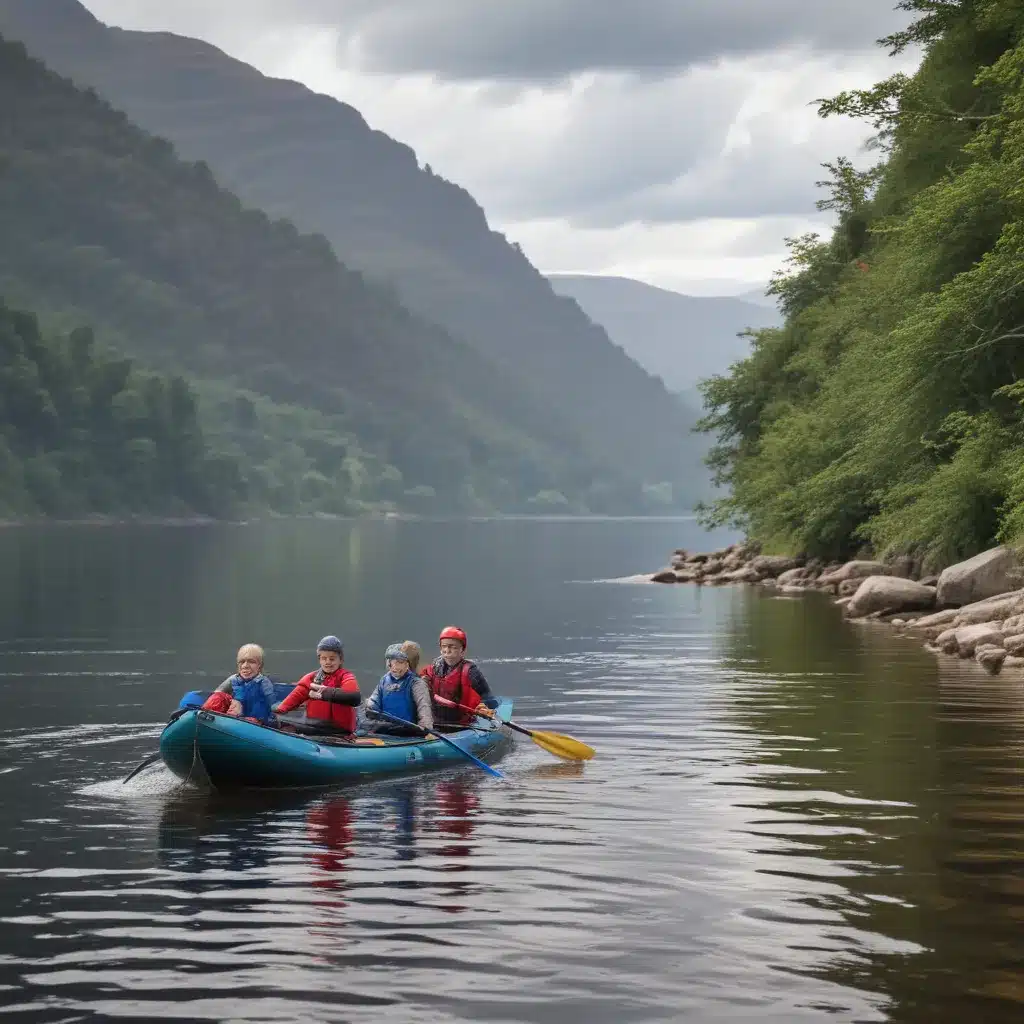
[1,518,1023,1023]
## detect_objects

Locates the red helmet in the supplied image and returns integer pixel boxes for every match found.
[439,625,467,648]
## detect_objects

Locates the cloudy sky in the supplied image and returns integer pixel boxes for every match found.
[84,1,920,296]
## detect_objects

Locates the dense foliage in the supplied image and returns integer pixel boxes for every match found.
[0,33,685,517]
[699,0,1024,569]
[0,298,237,517]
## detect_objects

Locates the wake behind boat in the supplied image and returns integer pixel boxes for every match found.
[159,698,514,790]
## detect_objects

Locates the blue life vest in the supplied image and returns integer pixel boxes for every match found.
[375,671,417,723]
[230,673,276,723]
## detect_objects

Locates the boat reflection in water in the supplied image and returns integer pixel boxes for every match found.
[154,772,490,921]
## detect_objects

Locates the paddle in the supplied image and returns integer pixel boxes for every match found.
[433,695,595,762]
[374,711,506,780]
[121,706,196,783]
[123,751,163,783]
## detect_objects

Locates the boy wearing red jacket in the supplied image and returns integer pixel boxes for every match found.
[422,626,498,728]
[273,635,361,734]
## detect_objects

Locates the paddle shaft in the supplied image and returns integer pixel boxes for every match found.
[374,711,505,779]
[433,695,533,737]
[432,695,595,762]
[123,751,162,783]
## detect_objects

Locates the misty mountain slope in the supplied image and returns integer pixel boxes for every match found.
[0,31,641,514]
[548,275,782,393]
[0,0,694,497]
[736,288,779,309]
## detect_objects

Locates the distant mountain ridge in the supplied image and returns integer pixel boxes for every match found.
[0,0,695,505]
[736,287,779,309]
[547,275,782,394]
[0,31,641,515]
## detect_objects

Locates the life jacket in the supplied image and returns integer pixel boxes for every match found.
[230,674,276,723]
[424,657,480,726]
[277,667,359,732]
[198,674,275,723]
[375,671,418,723]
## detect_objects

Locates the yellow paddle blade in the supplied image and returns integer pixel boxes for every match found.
[528,729,595,761]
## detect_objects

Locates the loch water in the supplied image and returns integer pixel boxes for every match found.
[0,518,1022,1023]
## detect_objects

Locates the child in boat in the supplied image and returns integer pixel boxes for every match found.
[272,635,362,735]
[364,644,435,736]
[201,643,277,724]
[422,626,499,728]
[400,640,422,674]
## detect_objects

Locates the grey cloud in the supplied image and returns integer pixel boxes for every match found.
[82,0,900,250]
[336,0,912,82]
[566,115,877,228]
[88,0,912,82]
[454,58,879,229]
[477,72,750,221]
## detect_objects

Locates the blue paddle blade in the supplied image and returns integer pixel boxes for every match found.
[376,711,506,780]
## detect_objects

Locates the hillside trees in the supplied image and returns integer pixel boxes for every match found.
[699,0,1024,569]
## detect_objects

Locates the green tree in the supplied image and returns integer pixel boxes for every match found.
[698,0,1024,568]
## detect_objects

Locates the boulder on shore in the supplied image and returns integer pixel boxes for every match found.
[953,622,1004,658]
[750,555,801,577]
[817,560,891,587]
[902,607,959,631]
[1002,612,1024,634]
[720,565,761,583]
[1003,633,1024,656]
[951,589,1024,627]
[846,576,936,618]
[885,555,917,579]
[937,546,1023,607]
[976,644,1007,674]
[651,569,677,583]
[777,566,811,586]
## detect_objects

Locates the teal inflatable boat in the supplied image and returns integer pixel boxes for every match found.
[159,698,513,790]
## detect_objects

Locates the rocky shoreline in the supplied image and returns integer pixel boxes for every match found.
[651,543,1024,676]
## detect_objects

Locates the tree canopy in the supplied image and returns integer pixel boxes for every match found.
[699,0,1024,570]
[0,298,237,517]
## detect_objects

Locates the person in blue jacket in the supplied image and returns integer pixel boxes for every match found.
[200,643,277,724]
[364,644,435,737]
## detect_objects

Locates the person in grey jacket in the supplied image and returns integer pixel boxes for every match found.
[364,644,435,736]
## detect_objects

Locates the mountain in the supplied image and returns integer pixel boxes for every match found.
[0,32,626,516]
[547,275,782,394]
[736,288,779,310]
[0,0,694,507]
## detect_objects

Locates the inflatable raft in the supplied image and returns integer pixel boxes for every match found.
[159,698,513,790]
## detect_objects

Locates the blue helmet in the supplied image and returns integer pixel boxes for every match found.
[384,643,409,662]
[317,635,343,655]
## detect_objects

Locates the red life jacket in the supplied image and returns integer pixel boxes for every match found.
[277,667,359,732]
[423,658,480,725]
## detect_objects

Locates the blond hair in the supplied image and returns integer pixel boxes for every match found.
[236,643,265,667]
[400,640,421,672]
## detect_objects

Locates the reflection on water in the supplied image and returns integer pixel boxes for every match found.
[0,520,1023,1021]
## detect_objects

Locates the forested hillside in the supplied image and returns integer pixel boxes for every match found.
[0,0,694,508]
[699,0,1024,570]
[0,32,671,516]
[0,299,235,517]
